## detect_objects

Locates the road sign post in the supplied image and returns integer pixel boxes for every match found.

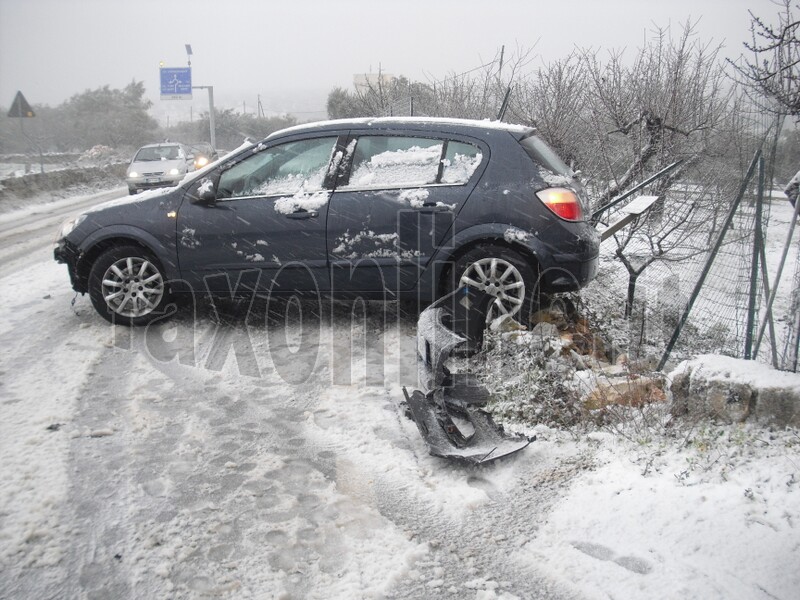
[193,85,216,150]
[7,91,44,173]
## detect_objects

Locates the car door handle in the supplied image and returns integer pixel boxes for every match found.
[285,210,318,219]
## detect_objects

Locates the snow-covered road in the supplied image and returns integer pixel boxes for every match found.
[0,189,587,599]
[1,188,798,600]
[0,187,126,280]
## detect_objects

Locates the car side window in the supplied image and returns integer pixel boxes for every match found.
[217,136,338,199]
[347,136,443,189]
[441,141,482,184]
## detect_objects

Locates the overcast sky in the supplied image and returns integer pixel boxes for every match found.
[0,0,770,119]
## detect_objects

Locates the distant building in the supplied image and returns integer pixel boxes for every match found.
[353,72,395,92]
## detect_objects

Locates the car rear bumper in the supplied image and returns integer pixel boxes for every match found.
[540,250,599,292]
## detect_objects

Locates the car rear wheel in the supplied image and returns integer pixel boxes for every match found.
[88,245,172,326]
[446,244,538,323]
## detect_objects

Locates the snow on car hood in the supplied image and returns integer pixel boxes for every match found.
[85,186,174,214]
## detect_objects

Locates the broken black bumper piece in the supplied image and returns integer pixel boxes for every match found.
[404,286,532,465]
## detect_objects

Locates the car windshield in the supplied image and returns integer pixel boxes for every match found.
[135,146,182,161]
[191,143,214,156]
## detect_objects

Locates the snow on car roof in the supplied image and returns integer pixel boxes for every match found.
[268,116,533,139]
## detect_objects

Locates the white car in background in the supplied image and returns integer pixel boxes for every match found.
[126,142,195,195]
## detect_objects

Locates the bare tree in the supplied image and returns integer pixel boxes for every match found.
[731,0,800,119]
[325,46,534,121]
[509,53,587,164]
[575,24,738,316]
[424,46,534,120]
[582,24,729,206]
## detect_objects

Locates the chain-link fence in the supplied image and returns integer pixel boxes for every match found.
[584,113,800,373]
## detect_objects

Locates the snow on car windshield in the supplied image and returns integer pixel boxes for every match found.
[252,168,327,197]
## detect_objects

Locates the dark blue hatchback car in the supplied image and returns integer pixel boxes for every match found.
[55,117,599,325]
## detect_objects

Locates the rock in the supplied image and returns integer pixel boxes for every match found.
[531,322,560,339]
[88,428,114,438]
[706,381,754,423]
[669,364,753,422]
[755,388,800,427]
[584,375,667,410]
[530,307,569,329]
[490,314,527,333]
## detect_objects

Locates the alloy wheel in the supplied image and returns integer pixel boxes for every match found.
[459,257,525,318]
[101,257,165,318]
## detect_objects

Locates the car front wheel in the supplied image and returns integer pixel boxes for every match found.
[88,245,172,325]
[447,244,538,323]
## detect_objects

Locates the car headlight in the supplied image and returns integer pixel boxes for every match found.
[169,168,180,176]
[59,214,87,239]
[195,156,209,168]
[128,171,139,179]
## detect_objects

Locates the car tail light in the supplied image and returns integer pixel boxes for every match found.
[535,187,584,221]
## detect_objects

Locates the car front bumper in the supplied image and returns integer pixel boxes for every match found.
[127,176,182,191]
[54,240,86,293]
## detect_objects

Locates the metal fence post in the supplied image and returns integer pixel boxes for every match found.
[745,156,765,359]
[657,150,761,371]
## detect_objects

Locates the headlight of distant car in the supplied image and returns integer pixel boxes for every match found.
[128,171,139,179]
[59,214,87,239]
[195,156,210,168]
[169,168,180,176]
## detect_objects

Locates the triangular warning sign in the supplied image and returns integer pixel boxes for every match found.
[8,91,35,118]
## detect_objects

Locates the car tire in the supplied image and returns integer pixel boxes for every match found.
[445,243,539,324]
[88,245,172,326]
[128,187,137,195]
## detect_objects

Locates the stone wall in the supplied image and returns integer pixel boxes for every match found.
[0,164,126,202]
[670,355,800,427]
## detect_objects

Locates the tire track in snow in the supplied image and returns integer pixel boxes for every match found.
[51,304,430,598]
[0,187,125,280]
[0,263,110,599]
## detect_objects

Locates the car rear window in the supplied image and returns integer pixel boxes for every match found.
[519,134,572,178]
[441,141,482,184]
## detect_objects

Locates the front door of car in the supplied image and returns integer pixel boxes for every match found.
[176,134,345,297]
[327,134,486,295]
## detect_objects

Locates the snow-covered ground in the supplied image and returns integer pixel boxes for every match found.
[0,187,798,599]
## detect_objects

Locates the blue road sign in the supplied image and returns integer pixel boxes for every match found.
[160,67,192,99]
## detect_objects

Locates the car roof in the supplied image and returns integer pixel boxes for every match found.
[267,117,535,140]
[138,143,183,149]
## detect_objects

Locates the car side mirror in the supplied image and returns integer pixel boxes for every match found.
[191,178,217,206]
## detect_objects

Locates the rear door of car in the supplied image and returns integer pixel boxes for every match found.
[327,131,487,294]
